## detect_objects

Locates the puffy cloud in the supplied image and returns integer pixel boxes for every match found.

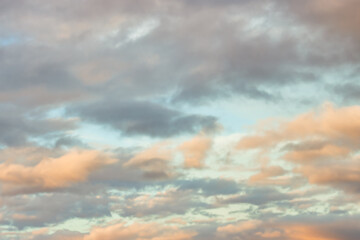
[238,104,360,150]
[0,149,116,194]
[122,135,214,178]
[237,103,360,194]
[296,161,360,193]
[179,135,213,168]
[283,142,350,162]
[249,166,286,184]
[123,142,174,179]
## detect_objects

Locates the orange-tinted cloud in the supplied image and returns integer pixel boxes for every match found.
[249,166,286,183]
[82,222,196,240]
[217,220,262,235]
[283,143,350,163]
[217,217,360,240]
[0,149,116,194]
[179,135,212,168]
[282,0,360,44]
[123,142,174,179]
[238,104,360,150]
[237,104,360,193]
[19,222,196,240]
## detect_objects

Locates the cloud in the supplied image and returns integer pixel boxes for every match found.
[119,188,206,217]
[7,215,360,240]
[34,230,83,240]
[36,221,196,240]
[0,44,86,107]
[123,142,175,179]
[238,103,360,150]
[0,104,77,147]
[216,215,360,240]
[217,220,262,235]
[1,192,111,229]
[331,82,360,103]
[177,178,240,196]
[83,222,196,240]
[296,162,360,193]
[179,134,213,168]
[0,149,116,194]
[72,100,218,137]
[0,0,341,111]
[249,166,286,184]
[0,0,360,238]
[216,187,292,206]
[237,103,360,194]
[280,0,360,47]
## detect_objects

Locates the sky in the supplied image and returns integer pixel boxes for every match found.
[0,0,360,239]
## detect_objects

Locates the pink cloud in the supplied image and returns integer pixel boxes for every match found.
[0,149,116,194]
[179,135,212,168]
[83,222,196,240]
[237,103,360,193]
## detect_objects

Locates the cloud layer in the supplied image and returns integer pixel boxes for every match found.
[0,0,359,239]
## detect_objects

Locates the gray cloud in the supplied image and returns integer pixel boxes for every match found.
[0,0,351,111]
[177,178,240,196]
[0,105,76,147]
[331,82,360,103]
[0,1,360,238]
[1,192,111,229]
[279,0,360,47]
[118,189,208,217]
[71,99,218,137]
[216,187,292,206]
